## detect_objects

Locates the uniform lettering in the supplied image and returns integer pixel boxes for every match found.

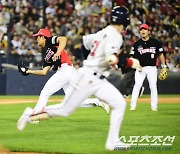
[138,47,156,55]
[90,40,100,56]
[45,48,54,62]
[130,47,135,55]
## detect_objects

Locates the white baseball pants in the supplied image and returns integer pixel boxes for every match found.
[33,64,104,114]
[43,67,126,150]
[131,66,158,109]
[33,63,76,114]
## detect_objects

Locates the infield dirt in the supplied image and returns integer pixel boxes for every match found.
[0,97,179,104]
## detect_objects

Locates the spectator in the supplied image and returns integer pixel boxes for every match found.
[166,58,178,72]
[1,0,179,72]
[0,33,7,52]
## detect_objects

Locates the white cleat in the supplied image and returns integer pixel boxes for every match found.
[101,101,110,114]
[30,120,40,124]
[17,107,33,131]
[152,108,158,112]
[130,107,136,111]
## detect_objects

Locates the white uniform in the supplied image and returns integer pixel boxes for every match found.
[33,65,106,114]
[42,25,126,149]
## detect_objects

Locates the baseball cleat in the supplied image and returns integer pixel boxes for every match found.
[30,120,40,124]
[101,101,110,114]
[130,107,136,111]
[17,107,33,131]
[151,108,158,112]
[30,113,49,121]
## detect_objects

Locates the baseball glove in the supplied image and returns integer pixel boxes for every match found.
[158,68,168,80]
[17,63,29,76]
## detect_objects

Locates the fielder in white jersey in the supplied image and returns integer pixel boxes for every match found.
[17,6,142,151]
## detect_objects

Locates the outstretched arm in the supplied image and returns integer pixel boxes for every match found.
[27,66,51,76]
[105,54,142,71]
[117,55,142,71]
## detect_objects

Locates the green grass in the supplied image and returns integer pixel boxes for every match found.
[0,95,180,154]
[0,94,179,99]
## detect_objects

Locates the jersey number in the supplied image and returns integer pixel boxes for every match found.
[90,40,100,56]
[151,54,154,59]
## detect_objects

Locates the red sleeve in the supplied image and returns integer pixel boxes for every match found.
[55,46,72,66]
[60,50,72,66]
[126,58,133,67]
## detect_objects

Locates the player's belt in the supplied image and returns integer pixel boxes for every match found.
[62,63,72,66]
[60,63,72,68]
[93,72,105,79]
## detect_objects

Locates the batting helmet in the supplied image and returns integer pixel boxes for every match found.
[33,28,51,37]
[111,6,130,27]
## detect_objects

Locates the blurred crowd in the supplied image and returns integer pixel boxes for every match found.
[0,0,179,72]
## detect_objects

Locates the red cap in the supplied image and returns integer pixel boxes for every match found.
[33,28,51,37]
[139,24,149,30]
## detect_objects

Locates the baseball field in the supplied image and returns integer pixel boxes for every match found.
[0,95,179,154]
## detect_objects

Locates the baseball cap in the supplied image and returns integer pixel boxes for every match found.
[139,24,149,30]
[33,28,51,37]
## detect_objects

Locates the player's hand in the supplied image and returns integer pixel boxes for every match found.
[129,58,142,72]
[52,52,60,61]
[105,54,119,66]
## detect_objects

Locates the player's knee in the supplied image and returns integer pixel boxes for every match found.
[115,99,126,109]
[134,83,143,90]
[40,89,53,97]
[149,84,157,90]
[121,99,126,108]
